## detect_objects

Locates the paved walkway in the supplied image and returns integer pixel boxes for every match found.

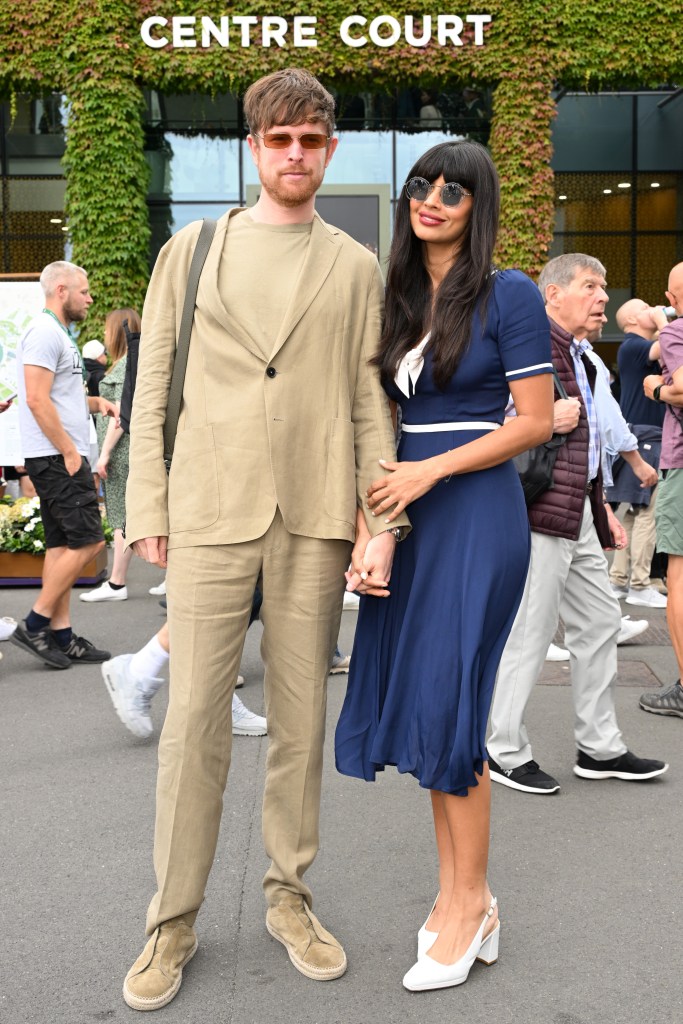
[1,557,681,1024]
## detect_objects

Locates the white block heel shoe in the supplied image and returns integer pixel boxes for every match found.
[403,897,499,992]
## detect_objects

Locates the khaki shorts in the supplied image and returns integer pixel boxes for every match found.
[655,468,683,555]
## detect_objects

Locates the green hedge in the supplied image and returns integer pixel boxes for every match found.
[0,1,680,329]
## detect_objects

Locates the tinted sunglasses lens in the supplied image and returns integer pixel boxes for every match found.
[262,133,328,149]
[441,183,468,207]
[300,134,329,149]
[406,177,430,201]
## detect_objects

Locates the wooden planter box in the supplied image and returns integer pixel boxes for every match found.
[0,548,108,587]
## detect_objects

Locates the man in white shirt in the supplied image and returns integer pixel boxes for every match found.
[11,260,115,669]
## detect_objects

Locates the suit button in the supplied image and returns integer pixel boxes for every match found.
[266,366,277,378]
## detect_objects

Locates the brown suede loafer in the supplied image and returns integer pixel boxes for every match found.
[266,899,347,981]
[123,917,198,1011]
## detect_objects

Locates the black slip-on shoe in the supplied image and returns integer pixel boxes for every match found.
[488,756,560,794]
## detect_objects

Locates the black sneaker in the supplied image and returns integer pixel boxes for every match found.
[573,749,668,781]
[488,756,560,794]
[639,680,683,718]
[10,621,71,669]
[58,633,111,664]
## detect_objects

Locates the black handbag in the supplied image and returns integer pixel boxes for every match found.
[513,367,569,506]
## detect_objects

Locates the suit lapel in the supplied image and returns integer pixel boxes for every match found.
[270,213,342,361]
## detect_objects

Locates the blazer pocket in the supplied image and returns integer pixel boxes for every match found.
[168,425,220,533]
[324,418,357,525]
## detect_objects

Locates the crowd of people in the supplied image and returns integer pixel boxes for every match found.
[2,66,680,1013]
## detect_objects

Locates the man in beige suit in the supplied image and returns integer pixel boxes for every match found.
[122,69,409,1011]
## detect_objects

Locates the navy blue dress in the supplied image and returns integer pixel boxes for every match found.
[335,270,552,795]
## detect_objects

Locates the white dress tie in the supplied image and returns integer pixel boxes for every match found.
[394,333,430,398]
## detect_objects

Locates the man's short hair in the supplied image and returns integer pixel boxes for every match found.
[243,68,335,137]
[615,298,646,332]
[40,260,88,298]
[537,253,606,303]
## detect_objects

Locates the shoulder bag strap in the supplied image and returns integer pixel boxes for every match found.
[163,217,217,468]
[552,365,569,401]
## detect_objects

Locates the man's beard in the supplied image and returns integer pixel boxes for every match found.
[63,298,88,323]
[262,168,322,208]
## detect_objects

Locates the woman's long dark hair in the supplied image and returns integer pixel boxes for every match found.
[376,140,500,391]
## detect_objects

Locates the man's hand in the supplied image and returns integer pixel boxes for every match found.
[553,398,581,434]
[64,450,82,476]
[632,457,658,489]
[605,504,628,551]
[643,374,664,401]
[89,396,118,419]
[345,531,396,597]
[132,536,168,569]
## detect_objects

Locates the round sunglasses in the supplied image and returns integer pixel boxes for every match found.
[252,132,331,150]
[405,176,473,208]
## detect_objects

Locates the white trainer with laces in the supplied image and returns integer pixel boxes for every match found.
[101,653,163,738]
[232,694,267,736]
[546,642,569,662]
[625,587,667,608]
[617,615,649,644]
[0,616,17,641]
[80,581,128,602]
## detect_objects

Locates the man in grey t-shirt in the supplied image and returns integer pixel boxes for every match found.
[11,261,116,670]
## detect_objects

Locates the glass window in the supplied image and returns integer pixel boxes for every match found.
[2,94,66,175]
[552,95,632,172]
[2,177,66,273]
[146,133,240,201]
[637,94,683,172]
[320,132,393,190]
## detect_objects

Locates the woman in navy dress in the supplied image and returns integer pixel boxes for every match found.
[335,141,553,991]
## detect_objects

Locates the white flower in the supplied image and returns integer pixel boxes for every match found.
[33,540,44,550]
[27,498,40,512]
[24,521,35,533]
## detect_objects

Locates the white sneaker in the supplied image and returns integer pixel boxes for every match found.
[617,615,649,644]
[80,581,128,602]
[343,591,360,610]
[0,616,17,641]
[148,578,167,596]
[625,587,667,609]
[232,694,267,736]
[546,642,570,662]
[610,583,629,599]
[330,652,351,674]
[101,654,163,739]
[235,674,245,689]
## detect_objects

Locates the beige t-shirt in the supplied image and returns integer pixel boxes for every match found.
[218,211,313,359]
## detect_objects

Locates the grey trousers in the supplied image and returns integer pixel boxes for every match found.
[488,498,627,769]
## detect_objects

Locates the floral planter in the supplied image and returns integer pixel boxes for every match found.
[0,548,108,587]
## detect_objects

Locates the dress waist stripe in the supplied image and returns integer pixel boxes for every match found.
[401,421,501,433]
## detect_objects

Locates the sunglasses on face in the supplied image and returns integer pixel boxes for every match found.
[253,132,331,150]
[405,176,473,208]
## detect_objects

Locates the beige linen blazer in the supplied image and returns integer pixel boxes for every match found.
[125,209,409,549]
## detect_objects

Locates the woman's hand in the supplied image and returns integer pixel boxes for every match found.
[366,458,439,523]
[96,453,109,479]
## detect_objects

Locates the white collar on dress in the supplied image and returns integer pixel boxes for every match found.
[394,332,431,398]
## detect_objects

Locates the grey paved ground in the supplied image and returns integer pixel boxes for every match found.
[2,556,682,1024]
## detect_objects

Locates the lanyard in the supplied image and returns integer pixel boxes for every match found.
[43,308,86,381]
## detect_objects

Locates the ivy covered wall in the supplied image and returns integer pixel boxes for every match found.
[0,1,680,328]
